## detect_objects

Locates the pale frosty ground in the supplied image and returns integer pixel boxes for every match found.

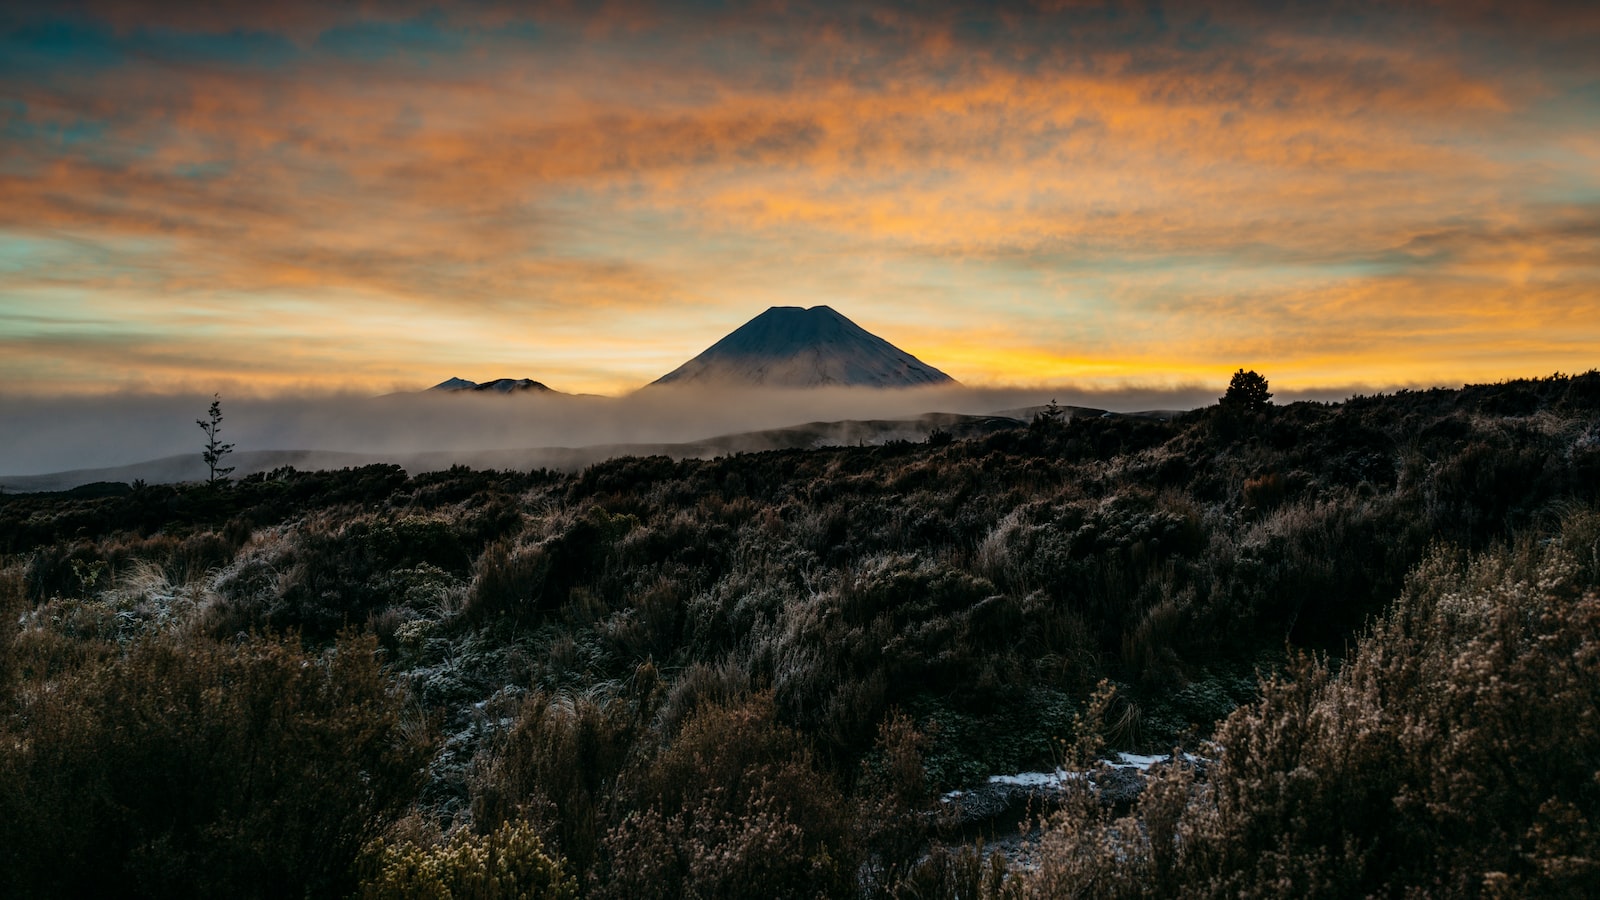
[942,751,1199,801]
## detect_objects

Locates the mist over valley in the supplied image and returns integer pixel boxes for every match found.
[3,307,1232,489]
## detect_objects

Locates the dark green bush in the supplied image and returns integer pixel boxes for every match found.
[0,631,431,898]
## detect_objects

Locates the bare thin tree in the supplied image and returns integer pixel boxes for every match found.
[197,393,236,484]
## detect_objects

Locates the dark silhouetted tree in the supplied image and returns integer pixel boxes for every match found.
[1221,369,1272,411]
[1031,398,1066,432]
[198,393,236,484]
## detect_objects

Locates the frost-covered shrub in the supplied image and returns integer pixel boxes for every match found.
[471,689,646,884]
[466,538,552,626]
[15,558,216,649]
[272,515,473,638]
[1022,521,1600,897]
[467,507,639,628]
[600,694,856,900]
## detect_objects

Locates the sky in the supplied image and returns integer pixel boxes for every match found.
[2,0,1599,398]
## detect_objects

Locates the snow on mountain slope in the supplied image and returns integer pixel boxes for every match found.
[427,377,556,394]
[650,306,956,388]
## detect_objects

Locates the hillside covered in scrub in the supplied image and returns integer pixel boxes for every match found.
[2,373,1598,898]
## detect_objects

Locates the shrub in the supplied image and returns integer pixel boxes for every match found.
[261,515,474,639]
[0,631,432,898]
[599,694,857,900]
[1240,472,1286,512]
[465,539,551,626]
[1023,525,1600,897]
[357,820,577,900]
[855,711,942,896]
[0,565,20,700]
[471,690,644,883]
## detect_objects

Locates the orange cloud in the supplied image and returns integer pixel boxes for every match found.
[2,2,1597,396]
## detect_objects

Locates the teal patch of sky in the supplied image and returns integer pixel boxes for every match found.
[0,232,177,285]
[1194,237,1457,278]
[690,33,803,89]
[999,244,1415,298]
[1471,81,1600,203]
[312,13,465,64]
[1552,186,1600,207]
[0,234,71,276]
[0,16,300,76]
[0,93,164,172]
[987,245,1189,275]
[1291,255,1427,280]
[478,19,543,44]
[120,25,299,70]
[1170,9,1239,53]
[1004,4,1191,60]
[0,233,116,280]
[0,17,125,75]
[171,160,233,181]
[888,251,1052,304]
[1212,251,1414,284]
[1,102,108,155]
[0,286,114,338]
[150,302,262,339]
[537,195,696,263]
[1525,78,1600,134]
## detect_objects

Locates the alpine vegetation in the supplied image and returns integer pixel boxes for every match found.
[1,372,1597,898]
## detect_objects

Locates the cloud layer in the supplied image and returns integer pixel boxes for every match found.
[3,1,1598,395]
[2,383,1244,478]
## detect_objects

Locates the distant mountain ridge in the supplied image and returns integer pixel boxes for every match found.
[428,377,556,394]
[0,412,1025,493]
[650,305,956,389]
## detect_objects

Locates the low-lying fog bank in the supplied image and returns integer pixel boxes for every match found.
[0,382,1359,488]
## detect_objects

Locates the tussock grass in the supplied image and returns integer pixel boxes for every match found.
[0,373,1596,896]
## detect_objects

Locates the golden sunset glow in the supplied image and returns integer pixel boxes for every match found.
[3,1,1598,395]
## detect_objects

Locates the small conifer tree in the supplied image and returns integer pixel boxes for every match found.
[198,393,236,484]
[1031,398,1066,431]
[1221,369,1272,411]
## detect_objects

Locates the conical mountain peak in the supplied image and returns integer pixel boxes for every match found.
[650,307,956,388]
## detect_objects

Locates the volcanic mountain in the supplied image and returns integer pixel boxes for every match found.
[650,305,956,388]
[427,377,557,394]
